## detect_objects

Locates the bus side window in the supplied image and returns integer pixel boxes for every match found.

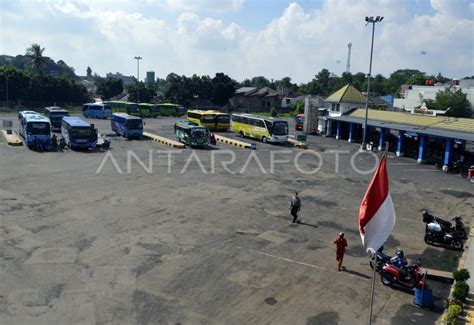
[257,120,265,128]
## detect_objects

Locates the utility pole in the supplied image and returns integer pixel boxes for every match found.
[346,43,352,73]
[134,56,142,103]
[362,16,383,151]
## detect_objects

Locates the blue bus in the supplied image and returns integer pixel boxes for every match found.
[62,116,98,149]
[44,106,69,132]
[82,103,112,119]
[18,112,51,148]
[111,113,143,138]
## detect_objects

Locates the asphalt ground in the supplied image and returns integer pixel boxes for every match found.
[0,114,473,324]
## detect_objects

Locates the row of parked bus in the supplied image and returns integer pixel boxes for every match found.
[18,108,98,150]
[80,102,186,119]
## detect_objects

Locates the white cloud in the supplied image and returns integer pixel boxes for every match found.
[164,0,244,13]
[1,0,473,83]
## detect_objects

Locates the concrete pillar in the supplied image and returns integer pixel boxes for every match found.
[336,121,341,140]
[443,138,453,171]
[325,120,332,137]
[417,135,426,164]
[378,128,386,151]
[348,123,354,143]
[396,131,405,157]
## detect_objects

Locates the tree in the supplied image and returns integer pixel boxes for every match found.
[426,88,472,118]
[25,43,47,74]
[126,82,156,103]
[210,72,236,106]
[250,76,271,88]
[86,67,92,78]
[97,79,124,100]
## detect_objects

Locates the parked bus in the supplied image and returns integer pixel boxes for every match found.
[18,112,51,148]
[187,110,217,129]
[105,101,127,113]
[138,103,160,118]
[125,103,141,117]
[44,106,69,132]
[294,113,304,131]
[174,120,213,147]
[82,103,112,119]
[111,113,143,138]
[158,103,184,116]
[208,110,230,131]
[62,116,98,149]
[231,113,289,143]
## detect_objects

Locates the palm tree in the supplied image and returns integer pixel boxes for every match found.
[25,44,47,74]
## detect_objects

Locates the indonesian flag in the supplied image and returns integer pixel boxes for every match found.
[359,154,396,253]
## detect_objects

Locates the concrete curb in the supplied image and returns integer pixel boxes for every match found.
[143,132,185,149]
[288,138,308,149]
[214,134,254,149]
[1,130,23,146]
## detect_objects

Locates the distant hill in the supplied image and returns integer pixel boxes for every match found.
[0,54,77,79]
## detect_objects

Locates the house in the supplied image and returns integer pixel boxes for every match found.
[325,84,367,117]
[229,87,282,112]
[281,95,327,110]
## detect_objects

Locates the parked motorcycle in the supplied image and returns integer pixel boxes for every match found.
[369,247,392,272]
[380,259,424,289]
[422,211,467,239]
[424,224,464,250]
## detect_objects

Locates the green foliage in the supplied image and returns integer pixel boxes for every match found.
[453,269,470,282]
[1,54,77,79]
[293,101,304,115]
[452,281,469,301]
[425,88,472,118]
[0,66,89,105]
[25,43,47,74]
[163,72,236,106]
[126,82,156,103]
[270,107,278,117]
[446,304,462,324]
[97,79,124,100]
[210,72,236,106]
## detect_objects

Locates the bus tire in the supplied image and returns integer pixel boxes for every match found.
[261,136,267,143]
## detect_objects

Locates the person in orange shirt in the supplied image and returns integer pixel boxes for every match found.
[333,232,348,271]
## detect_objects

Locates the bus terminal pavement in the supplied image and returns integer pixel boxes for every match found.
[0,115,473,325]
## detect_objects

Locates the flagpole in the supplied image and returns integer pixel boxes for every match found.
[368,251,377,325]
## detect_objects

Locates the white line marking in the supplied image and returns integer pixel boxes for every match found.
[237,247,369,281]
[237,246,327,270]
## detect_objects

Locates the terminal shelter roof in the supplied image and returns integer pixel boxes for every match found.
[326,108,474,142]
[349,109,474,134]
[325,84,367,104]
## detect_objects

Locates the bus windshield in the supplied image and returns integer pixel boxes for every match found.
[27,122,50,135]
[267,121,288,136]
[217,115,230,123]
[71,127,93,137]
[126,119,143,129]
[191,128,208,138]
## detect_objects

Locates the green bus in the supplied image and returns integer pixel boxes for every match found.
[174,120,213,148]
[105,101,141,117]
[138,103,160,118]
[157,103,185,117]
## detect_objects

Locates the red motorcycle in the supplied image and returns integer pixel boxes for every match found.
[380,260,424,289]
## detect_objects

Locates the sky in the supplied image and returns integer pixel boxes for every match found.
[1,0,473,83]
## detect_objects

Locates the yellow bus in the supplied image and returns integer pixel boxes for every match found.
[231,113,289,143]
[187,110,230,131]
[205,110,230,131]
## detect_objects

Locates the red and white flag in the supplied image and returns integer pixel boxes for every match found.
[359,154,396,253]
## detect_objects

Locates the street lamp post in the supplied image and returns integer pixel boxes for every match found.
[134,56,142,103]
[362,16,383,150]
[5,75,9,110]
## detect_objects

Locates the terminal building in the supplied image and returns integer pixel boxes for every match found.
[318,84,474,171]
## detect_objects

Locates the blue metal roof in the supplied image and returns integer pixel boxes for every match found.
[176,120,201,129]
[112,113,142,120]
[63,116,91,127]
